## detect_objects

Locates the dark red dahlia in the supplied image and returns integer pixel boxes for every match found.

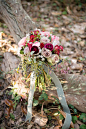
[31,46,39,54]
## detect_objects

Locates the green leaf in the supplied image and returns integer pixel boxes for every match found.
[79,113,86,123]
[80,124,86,129]
[43,93,48,101]
[8,91,13,95]
[10,113,15,120]
[39,96,43,100]
[33,99,39,106]
[72,116,78,123]
[44,108,50,113]
[59,114,64,120]
[69,104,74,109]
[62,11,67,15]
[15,95,21,100]
[20,50,24,54]
[48,115,52,120]
[79,57,85,61]
[49,36,51,41]
[13,102,17,109]
[73,108,77,114]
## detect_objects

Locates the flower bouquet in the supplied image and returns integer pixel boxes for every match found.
[18,29,71,129]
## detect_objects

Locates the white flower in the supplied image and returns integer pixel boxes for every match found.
[24,47,30,54]
[17,46,23,56]
[26,33,30,42]
[47,54,59,65]
[52,39,60,48]
[42,58,45,61]
[40,36,50,44]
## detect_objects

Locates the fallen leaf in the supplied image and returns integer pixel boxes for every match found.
[54,125,61,129]
[21,106,27,114]
[74,123,79,129]
[51,11,62,16]
[66,6,72,14]
[34,114,48,126]
[5,99,13,107]
[5,108,10,118]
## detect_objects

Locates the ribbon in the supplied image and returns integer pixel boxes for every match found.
[43,65,71,129]
[25,65,71,129]
[25,71,36,122]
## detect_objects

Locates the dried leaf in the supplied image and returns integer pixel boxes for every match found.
[5,108,10,118]
[66,6,72,14]
[54,125,61,129]
[5,99,13,107]
[34,114,48,126]
[74,123,79,129]
[21,106,27,114]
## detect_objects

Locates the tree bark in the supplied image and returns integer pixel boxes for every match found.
[0,0,36,43]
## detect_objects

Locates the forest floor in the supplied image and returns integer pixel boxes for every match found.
[0,0,86,129]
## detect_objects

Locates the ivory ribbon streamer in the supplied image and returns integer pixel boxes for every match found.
[43,65,71,129]
[25,65,71,129]
[25,71,36,122]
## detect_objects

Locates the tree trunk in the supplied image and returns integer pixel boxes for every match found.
[0,0,36,43]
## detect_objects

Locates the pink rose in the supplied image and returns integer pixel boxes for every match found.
[32,41,40,47]
[41,48,52,58]
[18,37,26,47]
[24,47,30,54]
[40,36,50,44]
[51,35,59,42]
[40,31,51,36]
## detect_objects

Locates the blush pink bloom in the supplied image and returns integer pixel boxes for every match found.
[40,36,50,44]
[18,37,26,47]
[51,35,59,42]
[32,41,40,47]
[47,54,59,65]
[24,47,30,54]
[41,48,52,58]
[40,31,51,36]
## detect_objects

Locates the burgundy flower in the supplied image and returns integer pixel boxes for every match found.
[54,45,60,55]
[31,46,39,54]
[40,43,44,48]
[55,49,60,55]
[54,45,60,50]
[30,35,35,42]
[27,43,32,51]
[59,45,63,51]
[44,43,53,51]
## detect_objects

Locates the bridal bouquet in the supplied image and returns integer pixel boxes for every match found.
[18,29,63,90]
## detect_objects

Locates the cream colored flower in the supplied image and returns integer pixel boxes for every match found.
[41,48,52,58]
[47,54,59,65]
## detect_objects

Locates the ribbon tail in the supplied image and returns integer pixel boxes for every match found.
[25,71,36,122]
[43,65,71,129]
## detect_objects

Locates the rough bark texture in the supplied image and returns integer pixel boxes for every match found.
[0,0,36,43]
[1,52,86,112]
